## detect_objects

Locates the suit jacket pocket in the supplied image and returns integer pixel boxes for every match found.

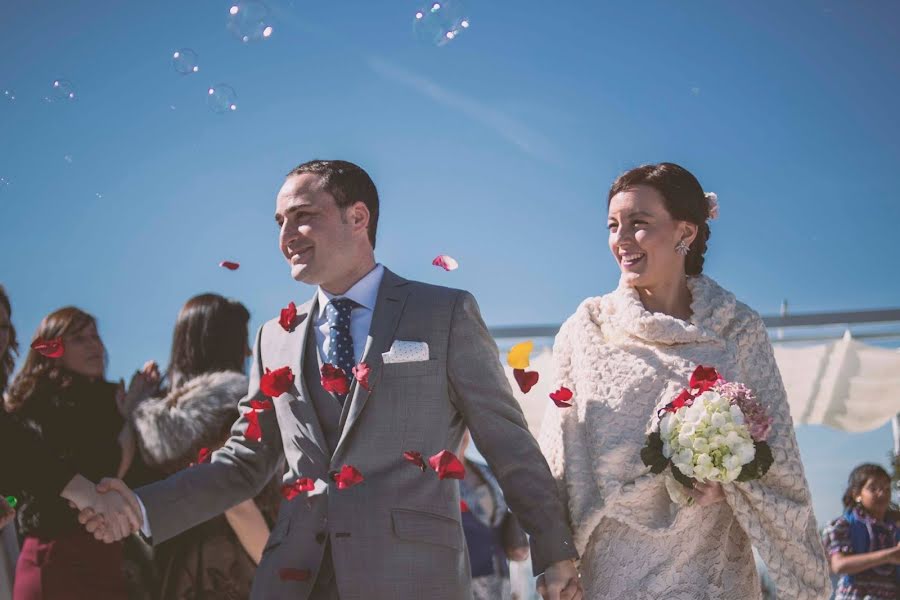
[391,508,462,551]
[381,359,439,379]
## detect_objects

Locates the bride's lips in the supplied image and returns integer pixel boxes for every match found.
[619,251,646,268]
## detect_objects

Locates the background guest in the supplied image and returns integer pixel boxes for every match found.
[130,293,281,600]
[822,463,900,600]
[4,306,151,600]
[459,429,530,600]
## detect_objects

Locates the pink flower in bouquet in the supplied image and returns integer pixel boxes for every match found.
[715,381,773,442]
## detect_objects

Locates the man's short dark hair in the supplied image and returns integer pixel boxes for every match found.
[287,159,379,248]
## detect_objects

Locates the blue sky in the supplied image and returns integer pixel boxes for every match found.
[2,0,899,525]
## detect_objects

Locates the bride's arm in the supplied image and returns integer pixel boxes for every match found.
[721,313,832,600]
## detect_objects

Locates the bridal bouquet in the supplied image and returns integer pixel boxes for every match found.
[641,366,774,505]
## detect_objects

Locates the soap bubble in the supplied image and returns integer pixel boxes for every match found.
[207,84,237,113]
[414,1,470,46]
[3,90,15,102]
[63,154,73,164]
[51,79,76,101]
[172,48,200,75]
[227,1,274,43]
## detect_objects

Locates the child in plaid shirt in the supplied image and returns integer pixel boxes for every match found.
[822,464,900,600]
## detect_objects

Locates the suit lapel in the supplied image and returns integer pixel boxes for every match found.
[288,294,330,464]
[333,269,410,461]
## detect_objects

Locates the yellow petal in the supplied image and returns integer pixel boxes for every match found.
[507,341,534,370]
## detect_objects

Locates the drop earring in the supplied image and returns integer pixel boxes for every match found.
[675,240,690,256]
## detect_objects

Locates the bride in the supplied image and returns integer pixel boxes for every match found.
[539,163,831,599]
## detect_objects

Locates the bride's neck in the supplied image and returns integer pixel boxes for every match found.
[636,277,693,321]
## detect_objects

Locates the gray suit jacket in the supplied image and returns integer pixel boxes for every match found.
[137,268,576,599]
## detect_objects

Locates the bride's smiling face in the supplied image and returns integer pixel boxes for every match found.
[607,185,696,289]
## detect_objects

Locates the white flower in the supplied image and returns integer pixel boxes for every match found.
[705,192,719,220]
[710,411,728,429]
[692,437,710,453]
[736,442,756,464]
[729,403,746,426]
[723,454,743,471]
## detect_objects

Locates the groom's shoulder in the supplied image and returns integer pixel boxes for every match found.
[400,276,469,305]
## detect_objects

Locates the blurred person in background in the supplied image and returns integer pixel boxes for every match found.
[459,429,531,600]
[3,304,153,600]
[129,293,282,600]
[822,463,900,600]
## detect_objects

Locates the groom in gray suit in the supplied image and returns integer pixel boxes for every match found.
[81,160,581,600]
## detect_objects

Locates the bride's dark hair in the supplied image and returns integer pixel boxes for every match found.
[608,163,712,276]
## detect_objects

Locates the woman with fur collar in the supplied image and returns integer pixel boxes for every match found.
[131,294,281,600]
[538,164,831,599]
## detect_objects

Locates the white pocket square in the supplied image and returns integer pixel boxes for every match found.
[382,340,429,364]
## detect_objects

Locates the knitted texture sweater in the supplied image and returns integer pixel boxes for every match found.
[539,275,832,600]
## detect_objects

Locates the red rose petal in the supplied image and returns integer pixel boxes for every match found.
[320,363,349,395]
[278,568,311,582]
[279,301,298,332]
[244,411,262,442]
[260,366,294,398]
[690,365,721,392]
[351,362,371,391]
[281,478,316,500]
[428,450,466,480]
[250,399,274,411]
[219,261,240,271]
[197,447,212,464]
[403,450,427,472]
[431,254,459,271]
[332,465,364,489]
[31,337,65,358]
[460,500,470,513]
[513,368,539,394]
[549,386,574,408]
[658,389,695,418]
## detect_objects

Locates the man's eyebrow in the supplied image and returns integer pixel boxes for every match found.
[275,204,312,222]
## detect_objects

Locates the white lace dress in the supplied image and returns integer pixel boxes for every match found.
[539,276,832,600]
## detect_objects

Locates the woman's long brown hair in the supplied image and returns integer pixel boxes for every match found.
[4,307,103,413]
[0,285,18,396]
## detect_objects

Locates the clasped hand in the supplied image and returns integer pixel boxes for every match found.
[75,478,142,543]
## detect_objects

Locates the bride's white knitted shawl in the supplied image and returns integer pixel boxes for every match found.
[539,275,831,599]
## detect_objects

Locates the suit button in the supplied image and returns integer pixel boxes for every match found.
[315,532,327,544]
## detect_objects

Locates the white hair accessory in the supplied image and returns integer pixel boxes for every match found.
[704,192,719,220]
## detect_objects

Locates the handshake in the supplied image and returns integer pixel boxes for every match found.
[64,475,143,543]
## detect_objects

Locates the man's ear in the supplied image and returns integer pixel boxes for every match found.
[350,201,370,232]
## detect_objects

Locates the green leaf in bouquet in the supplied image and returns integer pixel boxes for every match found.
[736,441,774,482]
[670,465,695,489]
[641,431,669,474]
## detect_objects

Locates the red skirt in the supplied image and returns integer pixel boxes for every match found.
[13,530,127,600]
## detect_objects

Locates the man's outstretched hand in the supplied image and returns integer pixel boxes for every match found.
[536,559,582,600]
[74,477,143,543]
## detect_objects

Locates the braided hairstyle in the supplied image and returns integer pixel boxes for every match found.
[608,163,713,276]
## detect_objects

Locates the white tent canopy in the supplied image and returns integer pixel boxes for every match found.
[505,332,900,439]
